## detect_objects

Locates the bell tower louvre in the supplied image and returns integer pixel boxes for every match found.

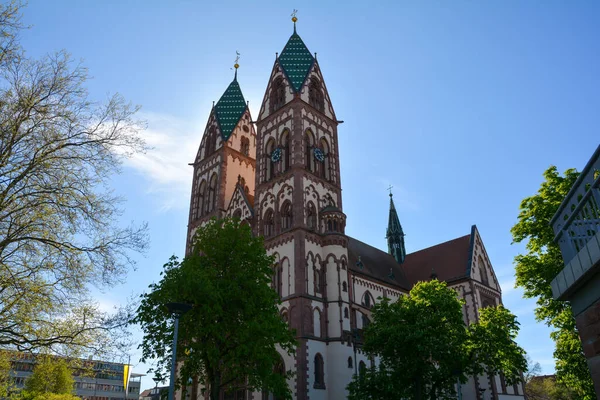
[183,13,526,400]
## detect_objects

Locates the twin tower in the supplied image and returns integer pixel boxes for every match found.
[186,17,407,400]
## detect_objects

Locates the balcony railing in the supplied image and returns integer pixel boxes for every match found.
[550,145,600,298]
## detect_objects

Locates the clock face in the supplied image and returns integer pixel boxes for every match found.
[313,148,325,162]
[271,148,282,163]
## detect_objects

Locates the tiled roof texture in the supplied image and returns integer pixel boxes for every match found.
[278,32,314,92]
[347,231,473,291]
[214,78,247,142]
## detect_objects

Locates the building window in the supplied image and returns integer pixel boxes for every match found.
[306,202,317,230]
[273,264,282,297]
[196,180,206,219]
[320,138,330,181]
[233,209,242,220]
[314,354,325,389]
[309,78,324,112]
[281,129,290,172]
[363,291,373,308]
[362,314,370,328]
[270,77,286,113]
[305,130,315,173]
[342,281,347,292]
[205,127,217,157]
[281,201,293,230]
[265,139,276,181]
[240,136,250,156]
[264,210,274,237]
[358,361,366,376]
[207,173,217,214]
[314,268,322,294]
[347,357,353,369]
[344,307,349,319]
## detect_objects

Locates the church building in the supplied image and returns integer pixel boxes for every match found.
[185,15,525,400]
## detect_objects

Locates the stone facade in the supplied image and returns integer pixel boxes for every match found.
[183,22,525,400]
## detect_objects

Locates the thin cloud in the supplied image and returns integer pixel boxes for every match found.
[123,112,203,211]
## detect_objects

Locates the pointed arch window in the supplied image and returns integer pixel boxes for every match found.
[196,180,207,219]
[347,357,353,369]
[305,130,315,173]
[240,136,250,156]
[281,130,290,172]
[306,202,317,230]
[342,281,347,292]
[314,354,325,389]
[263,209,274,237]
[344,307,349,319]
[207,173,218,214]
[309,78,325,112]
[270,77,286,113]
[281,201,293,230]
[265,139,276,181]
[273,264,282,297]
[205,127,217,157]
[314,268,322,294]
[358,361,366,376]
[233,209,242,220]
[320,138,331,181]
[363,291,373,309]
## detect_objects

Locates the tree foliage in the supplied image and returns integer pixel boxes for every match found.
[134,218,297,400]
[0,1,147,357]
[511,166,595,398]
[347,280,527,400]
[20,356,78,399]
[526,375,575,400]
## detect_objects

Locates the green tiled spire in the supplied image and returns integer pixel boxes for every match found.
[278,28,314,93]
[386,193,406,264]
[214,74,247,142]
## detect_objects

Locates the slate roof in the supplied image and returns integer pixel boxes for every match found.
[279,31,314,92]
[348,237,411,290]
[347,228,475,290]
[214,77,247,142]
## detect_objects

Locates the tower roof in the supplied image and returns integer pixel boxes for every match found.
[214,76,247,142]
[279,31,314,92]
[386,194,405,237]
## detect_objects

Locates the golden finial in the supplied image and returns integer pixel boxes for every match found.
[291,9,298,23]
[234,51,240,69]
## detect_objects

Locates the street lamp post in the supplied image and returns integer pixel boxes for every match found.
[166,302,193,400]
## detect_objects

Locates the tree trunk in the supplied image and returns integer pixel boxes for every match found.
[191,376,198,399]
[210,371,221,400]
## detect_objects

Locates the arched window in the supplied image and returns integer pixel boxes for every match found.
[233,209,242,220]
[309,78,324,112]
[306,202,317,230]
[320,138,330,181]
[363,291,373,309]
[265,139,276,181]
[314,354,325,388]
[342,281,347,292]
[362,314,370,328]
[207,173,217,214]
[479,256,489,286]
[305,130,315,173]
[314,268,322,294]
[327,220,333,232]
[270,77,286,113]
[205,127,217,156]
[197,180,206,218]
[281,201,293,230]
[240,137,250,156]
[344,307,349,319]
[273,264,282,297]
[264,210,274,237]
[281,130,290,172]
[313,308,322,338]
[358,361,366,376]
[281,309,288,323]
[347,357,353,369]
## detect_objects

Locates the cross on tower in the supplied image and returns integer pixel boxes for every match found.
[388,185,393,197]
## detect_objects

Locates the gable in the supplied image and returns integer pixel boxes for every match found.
[225,183,254,221]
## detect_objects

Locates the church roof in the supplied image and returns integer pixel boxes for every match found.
[279,30,314,92]
[214,76,247,142]
[347,237,411,290]
[348,227,475,290]
[401,233,473,285]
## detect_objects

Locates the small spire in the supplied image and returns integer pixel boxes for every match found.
[291,9,298,33]
[386,191,406,264]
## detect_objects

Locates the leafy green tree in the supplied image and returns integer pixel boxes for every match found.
[511,166,595,398]
[20,356,78,399]
[526,375,575,400]
[347,280,526,400]
[0,1,147,357]
[0,350,12,397]
[134,218,297,400]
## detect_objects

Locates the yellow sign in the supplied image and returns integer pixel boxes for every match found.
[123,364,131,393]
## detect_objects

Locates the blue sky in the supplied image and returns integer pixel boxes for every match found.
[19,0,600,391]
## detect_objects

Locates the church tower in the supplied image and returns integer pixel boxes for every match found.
[386,193,406,264]
[253,15,352,400]
[186,64,256,253]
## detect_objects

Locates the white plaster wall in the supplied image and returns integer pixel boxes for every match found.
[325,342,356,400]
[269,241,295,297]
[306,340,328,400]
